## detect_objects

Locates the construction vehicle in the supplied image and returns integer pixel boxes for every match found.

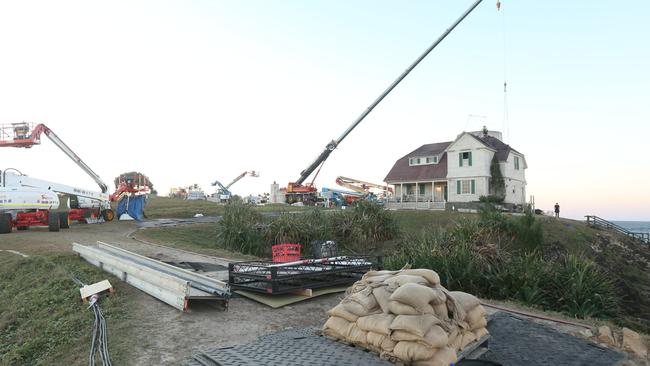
[0,122,114,233]
[335,176,393,202]
[210,171,259,203]
[282,0,484,205]
[320,187,364,207]
[111,173,151,220]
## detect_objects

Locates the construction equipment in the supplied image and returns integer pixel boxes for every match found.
[320,187,364,207]
[210,171,259,203]
[335,176,393,203]
[111,173,151,220]
[0,122,115,233]
[282,0,484,205]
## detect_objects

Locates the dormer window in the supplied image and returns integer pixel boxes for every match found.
[514,156,520,170]
[409,156,438,166]
[459,151,472,167]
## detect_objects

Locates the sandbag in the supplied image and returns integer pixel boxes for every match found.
[449,291,481,312]
[391,325,448,348]
[460,331,477,349]
[362,270,400,280]
[474,327,489,339]
[465,305,486,323]
[389,300,435,315]
[327,304,359,323]
[385,274,429,287]
[367,331,397,352]
[357,313,394,336]
[373,286,392,313]
[393,341,437,362]
[412,347,458,366]
[390,314,439,337]
[347,288,378,311]
[323,316,352,339]
[348,324,368,345]
[390,283,447,313]
[469,317,487,331]
[365,274,394,283]
[432,303,449,321]
[400,269,441,286]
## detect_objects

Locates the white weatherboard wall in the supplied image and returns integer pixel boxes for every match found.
[446,133,493,203]
[501,152,527,205]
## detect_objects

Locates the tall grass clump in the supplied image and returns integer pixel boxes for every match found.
[265,210,331,245]
[216,201,266,256]
[329,200,400,252]
[511,207,544,251]
[547,254,618,318]
[486,251,547,307]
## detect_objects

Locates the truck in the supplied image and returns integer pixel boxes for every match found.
[0,122,115,233]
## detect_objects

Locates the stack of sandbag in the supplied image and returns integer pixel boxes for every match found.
[448,291,489,351]
[322,268,488,366]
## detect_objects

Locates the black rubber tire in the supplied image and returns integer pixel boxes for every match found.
[102,209,115,222]
[0,213,12,234]
[17,226,28,231]
[48,212,60,232]
[59,212,70,229]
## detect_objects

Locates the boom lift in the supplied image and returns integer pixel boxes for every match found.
[283,0,485,204]
[210,171,259,203]
[336,176,393,196]
[0,122,115,233]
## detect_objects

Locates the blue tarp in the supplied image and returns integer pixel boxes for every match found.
[117,195,146,221]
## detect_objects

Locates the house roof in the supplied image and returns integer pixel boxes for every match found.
[384,132,525,184]
[384,142,451,183]
[474,134,521,162]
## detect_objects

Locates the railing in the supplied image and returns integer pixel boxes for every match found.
[585,215,650,244]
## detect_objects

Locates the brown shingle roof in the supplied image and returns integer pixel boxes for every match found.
[384,142,451,183]
[476,135,520,162]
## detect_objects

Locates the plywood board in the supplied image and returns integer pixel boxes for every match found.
[235,285,348,308]
[80,280,113,300]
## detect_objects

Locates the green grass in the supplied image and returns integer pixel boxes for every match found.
[0,253,134,366]
[392,210,471,233]
[135,223,257,260]
[141,196,310,219]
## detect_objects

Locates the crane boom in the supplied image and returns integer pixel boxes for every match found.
[336,176,394,194]
[293,0,484,186]
[0,123,109,194]
[226,171,259,189]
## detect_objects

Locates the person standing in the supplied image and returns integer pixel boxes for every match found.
[554,203,560,218]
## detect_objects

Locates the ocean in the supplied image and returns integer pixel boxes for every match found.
[612,221,650,234]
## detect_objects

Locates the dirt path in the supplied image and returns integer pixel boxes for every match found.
[0,220,344,365]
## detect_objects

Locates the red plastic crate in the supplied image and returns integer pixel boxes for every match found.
[272,243,301,263]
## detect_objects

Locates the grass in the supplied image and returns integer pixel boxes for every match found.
[0,253,134,366]
[141,196,309,219]
[134,223,257,260]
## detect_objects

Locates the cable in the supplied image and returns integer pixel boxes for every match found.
[71,274,113,366]
[499,1,510,142]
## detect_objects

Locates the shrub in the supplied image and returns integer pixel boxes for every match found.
[264,210,330,246]
[547,254,618,319]
[486,251,547,307]
[328,201,400,252]
[511,206,543,251]
[215,201,266,256]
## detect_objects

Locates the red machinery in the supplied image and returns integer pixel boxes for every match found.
[0,122,114,231]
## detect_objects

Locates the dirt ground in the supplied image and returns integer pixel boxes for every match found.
[0,220,343,365]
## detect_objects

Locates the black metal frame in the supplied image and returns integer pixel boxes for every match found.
[228,256,380,295]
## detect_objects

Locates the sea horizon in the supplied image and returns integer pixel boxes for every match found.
[612,220,650,234]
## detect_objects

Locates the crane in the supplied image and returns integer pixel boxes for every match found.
[283,0,485,205]
[210,171,259,203]
[335,176,393,203]
[0,122,115,233]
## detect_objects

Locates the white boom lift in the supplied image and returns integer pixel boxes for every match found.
[0,123,115,233]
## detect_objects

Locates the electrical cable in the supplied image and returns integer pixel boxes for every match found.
[71,275,113,366]
[499,1,510,142]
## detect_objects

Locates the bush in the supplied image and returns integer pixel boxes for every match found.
[328,201,400,253]
[216,201,266,256]
[265,210,330,246]
[511,207,543,251]
[547,255,618,318]
[486,251,547,307]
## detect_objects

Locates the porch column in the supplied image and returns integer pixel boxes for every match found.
[400,183,404,208]
[415,182,418,207]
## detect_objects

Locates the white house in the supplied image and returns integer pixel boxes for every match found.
[384,129,527,210]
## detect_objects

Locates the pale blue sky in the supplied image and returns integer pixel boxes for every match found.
[1,1,648,220]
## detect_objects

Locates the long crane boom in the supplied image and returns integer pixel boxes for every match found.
[293,0,484,186]
[0,123,109,195]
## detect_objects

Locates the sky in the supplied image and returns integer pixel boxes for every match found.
[1,1,648,221]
